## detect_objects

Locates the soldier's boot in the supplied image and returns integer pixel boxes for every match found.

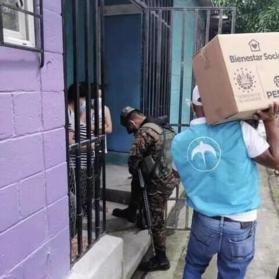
[112,206,137,223]
[139,249,170,271]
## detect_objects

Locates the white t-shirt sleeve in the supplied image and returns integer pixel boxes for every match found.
[241,121,269,158]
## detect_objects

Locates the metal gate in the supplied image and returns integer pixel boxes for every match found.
[133,1,236,230]
[63,0,237,262]
[62,0,106,263]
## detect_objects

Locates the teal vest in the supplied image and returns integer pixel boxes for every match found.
[171,121,260,216]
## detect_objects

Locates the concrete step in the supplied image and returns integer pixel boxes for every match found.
[106,201,151,279]
[68,235,123,279]
[105,189,187,279]
[105,163,188,279]
[70,200,151,279]
[111,229,151,279]
[132,202,191,279]
[69,161,187,279]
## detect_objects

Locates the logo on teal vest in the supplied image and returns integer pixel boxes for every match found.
[187,137,221,172]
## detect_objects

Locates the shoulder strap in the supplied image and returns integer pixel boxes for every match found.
[141,122,166,178]
[142,122,163,135]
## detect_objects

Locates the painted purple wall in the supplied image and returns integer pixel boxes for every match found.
[0,1,70,278]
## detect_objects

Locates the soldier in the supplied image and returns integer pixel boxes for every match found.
[112,107,180,271]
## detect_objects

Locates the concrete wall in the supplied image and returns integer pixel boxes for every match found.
[0,1,70,278]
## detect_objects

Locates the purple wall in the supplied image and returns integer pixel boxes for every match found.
[0,1,70,278]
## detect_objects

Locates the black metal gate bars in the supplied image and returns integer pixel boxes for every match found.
[134,1,236,230]
[63,0,236,262]
[140,1,173,118]
[137,1,236,131]
[63,0,106,262]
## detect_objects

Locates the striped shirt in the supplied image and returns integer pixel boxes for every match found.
[68,109,95,169]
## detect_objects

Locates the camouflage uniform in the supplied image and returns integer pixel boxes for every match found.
[128,121,180,252]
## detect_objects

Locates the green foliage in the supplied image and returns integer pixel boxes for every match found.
[212,0,279,33]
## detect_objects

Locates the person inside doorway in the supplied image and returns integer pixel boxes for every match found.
[76,82,112,152]
[67,83,95,238]
[171,86,279,279]
[90,84,112,153]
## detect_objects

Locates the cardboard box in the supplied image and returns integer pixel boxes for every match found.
[193,33,279,124]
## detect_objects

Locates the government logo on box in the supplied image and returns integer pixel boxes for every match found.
[249,39,261,52]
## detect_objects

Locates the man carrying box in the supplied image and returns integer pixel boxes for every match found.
[171,86,279,279]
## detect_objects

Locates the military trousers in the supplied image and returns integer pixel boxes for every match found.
[130,172,179,251]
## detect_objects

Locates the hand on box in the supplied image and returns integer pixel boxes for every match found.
[254,103,279,122]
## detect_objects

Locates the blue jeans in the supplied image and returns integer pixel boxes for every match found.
[183,211,256,279]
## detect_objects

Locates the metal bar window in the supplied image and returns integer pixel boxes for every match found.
[142,4,172,118]
[177,11,185,133]
[0,0,44,67]
[100,0,107,236]
[141,10,149,115]
[217,9,223,34]
[150,13,157,116]
[63,0,106,263]
[205,9,211,44]
[72,0,83,255]
[165,8,172,120]
[62,0,237,261]
[84,0,94,246]
[155,10,162,117]
[93,0,101,240]
[140,4,236,231]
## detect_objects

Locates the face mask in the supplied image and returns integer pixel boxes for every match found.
[80,101,86,113]
[91,98,102,109]
[126,126,134,134]
[126,121,137,134]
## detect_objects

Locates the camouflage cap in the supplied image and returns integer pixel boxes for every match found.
[120,106,140,127]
